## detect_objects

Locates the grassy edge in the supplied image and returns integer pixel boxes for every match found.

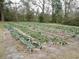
[0,22,5,59]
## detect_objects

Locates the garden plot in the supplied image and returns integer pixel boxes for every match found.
[5,22,79,52]
[2,22,79,59]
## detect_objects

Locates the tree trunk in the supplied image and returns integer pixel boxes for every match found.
[0,2,4,21]
[0,10,4,21]
[64,0,68,18]
[0,10,1,21]
[1,10,4,21]
[41,0,45,22]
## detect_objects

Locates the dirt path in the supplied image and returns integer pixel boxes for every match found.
[1,29,79,59]
[2,30,25,59]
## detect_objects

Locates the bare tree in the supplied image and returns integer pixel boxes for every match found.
[48,0,62,22]
[32,0,48,22]
[64,0,74,17]
[20,0,37,21]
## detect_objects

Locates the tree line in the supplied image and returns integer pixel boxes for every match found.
[0,0,79,26]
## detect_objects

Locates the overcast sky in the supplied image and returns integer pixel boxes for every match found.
[11,0,20,3]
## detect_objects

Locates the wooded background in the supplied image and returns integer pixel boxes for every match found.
[0,0,79,26]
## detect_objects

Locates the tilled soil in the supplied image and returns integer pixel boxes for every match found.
[1,29,79,59]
